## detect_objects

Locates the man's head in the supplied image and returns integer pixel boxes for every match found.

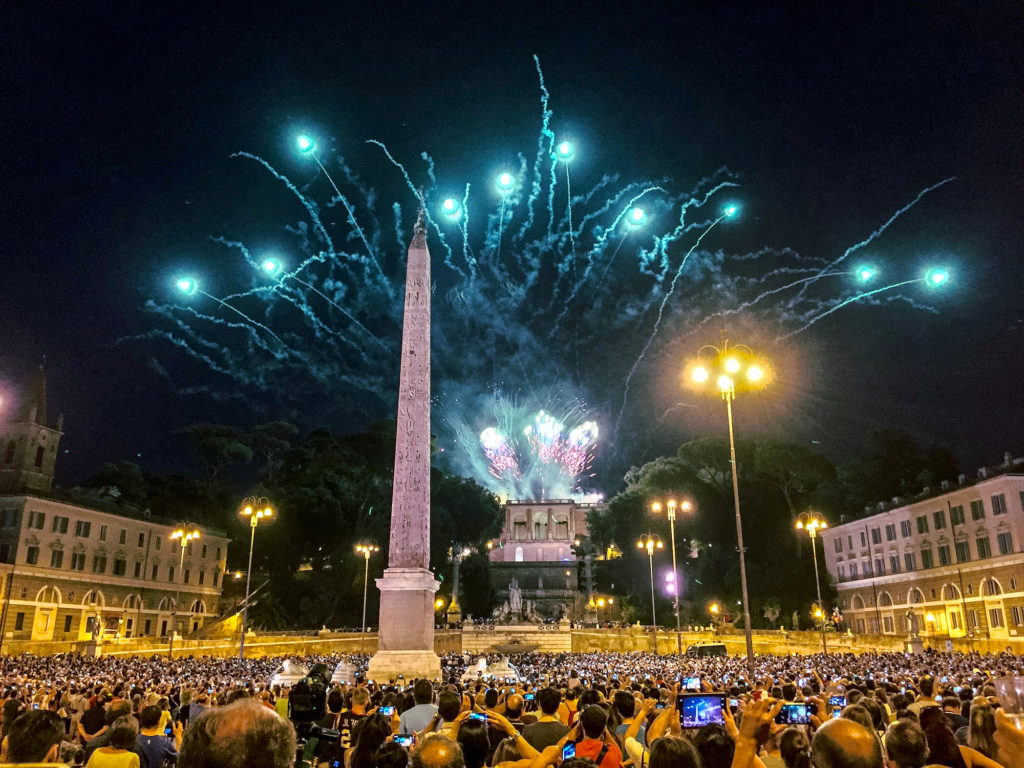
[414,679,434,706]
[883,720,928,768]
[917,677,933,698]
[106,699,132,725]
[579,704,607,739]
[412,734,465,768]
[326,689,344,714]
[537,687,561,716]
[613,691,635,719]
[940,697,959,713]
[437,691,461,723]
[140,705,163,729]
[109,716,139,750]
[483,688,499,709]
[811,717,883,768]
[352,687,370,710]
[179,698,297,768]
[1,710,63,763]
[504,694,524,720]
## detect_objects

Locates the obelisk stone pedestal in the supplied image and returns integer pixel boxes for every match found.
[366,212,441,682]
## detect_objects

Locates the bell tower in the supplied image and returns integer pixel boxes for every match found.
[0,366,63,494]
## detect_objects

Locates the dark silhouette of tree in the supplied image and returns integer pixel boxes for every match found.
[178,423,252,481]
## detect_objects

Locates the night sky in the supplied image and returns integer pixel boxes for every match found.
[2,2,1022,494]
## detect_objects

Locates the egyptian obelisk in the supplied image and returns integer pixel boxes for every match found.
[366,210,442,681]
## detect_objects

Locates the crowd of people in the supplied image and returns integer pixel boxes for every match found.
[0,649,1021,768]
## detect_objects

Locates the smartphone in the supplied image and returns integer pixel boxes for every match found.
[941,676,948,683]
[562,743,576,760]
[394,735,414,747]
[953,686,961,693]
[776,703,812,725]
[683,677,700,691]
[680,693,726,728]
[524,693,534,701]
[33,703,40,710]
[729,698,739,708]
[469,712,487,721]
[832,707,842,719]
[164,725,173,737]
[380,706,396,717]
[828,695,846,708]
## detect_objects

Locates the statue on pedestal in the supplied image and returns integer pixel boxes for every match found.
[508,578,522,616]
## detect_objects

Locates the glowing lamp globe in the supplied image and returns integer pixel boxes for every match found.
[175,277,198,295]
[724,357,741,374]
[496,172,514,193]
[691,366,709,383]
[747,365,763,383]
[717,374,733,392]
[261,258,282,275]
[555,140,575,162]
[296,135,315,154]
[441,198,462,219]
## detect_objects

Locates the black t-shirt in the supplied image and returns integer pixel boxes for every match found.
[81,706,107,735]
[522,720,570,751]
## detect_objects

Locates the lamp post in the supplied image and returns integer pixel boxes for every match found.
[795,511,829,654]
[355,544,379,649]
[637,533,663,652]
[238,497,274,659]
[168,523,201,659]
[684,340,770,677]
[447,545,471,626]
[652,498,692,654]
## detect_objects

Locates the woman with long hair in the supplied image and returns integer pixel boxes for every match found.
[346,713,393,768]
[966,701,998,762]
[918,706,1002,768]
[779,727,812,768]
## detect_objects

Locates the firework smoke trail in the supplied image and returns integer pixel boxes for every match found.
[188,288,290,349]
[697,270,854,329]
[614,202,738,436]
[778,279,922,340]
[305,147,393,297]
[515,55,555,249]
[789,177,956,304]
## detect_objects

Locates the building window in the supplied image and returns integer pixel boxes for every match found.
[216,547,221,560]
[989,608,1005,628]
[967,583,974,595]
[26,546,39,565]
[155,536,161,550]
[847,535,854,550]
[834,538,842,553]
[883,616,894,633]
[201,544,207,558]
[151,564,158,580]
[14,613,24,631]
[871,528,881,545]
[71,552,85,571]
[977,536,992,559]
[113,559,127,576]
[168,566,175,582]
[900,520,912,538]
[889,555,900,574]
[0,543,9,563]
[134,561,141,578]
[855,618,866,633]
[144,619,152,635]
[950,505,965,526]
[933,510,946,530]
[863,560,873,577]
[213,570,219,586]
[849,563,858,578]
[63,615,73,633]
[838,564,846,580]
[875,558,885,575]
[119,529,127,545]
[970,500,985,521]
[950,611,961,630]
[938,545,951,566]
[92,556,107,573]
[992,494,1007,516]
[983,578,1002,596]
[1012,606,1024,627]
[75,520,91,537]
[99,525,107,541]
[198,571,205,585]
[138,532,146,547]
[920,549,933,569]
[50,549,63,568]
[28,511,45,530]
[968,609,979,628]
[998,531,1013,555]
[916,516,929,535]
[955,540,971,562]
[34,446,44,467]
[904,552,916,572]
[860,531,867,547]
[885,524,896,542]
[52,516,69,534]
[183,569,190,584]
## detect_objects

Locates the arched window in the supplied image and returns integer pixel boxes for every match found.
[879,592,893,607]
[82,589,104,607]
[908,588,924,604]
[514,546,523,563]
[35,585,61,604]
[852,595,865,610]
[942,584,961,601]
[983,578,1002,596]
[190,600,205,614]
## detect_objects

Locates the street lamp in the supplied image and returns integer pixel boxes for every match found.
[355,544,380,646]
[652,498,693,654]
[637,533,663,648]
[239,497,274,659]
[168,523,200,659]
[447,545,471,625]
[684,340,771,676]
[795,511,829,654]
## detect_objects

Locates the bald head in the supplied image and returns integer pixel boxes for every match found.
[412,734,465,768]
[505,694,524,718]
[811,718,883,768]
[179,698,296,768]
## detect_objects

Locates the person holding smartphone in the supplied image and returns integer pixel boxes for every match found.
[136,705,181,768]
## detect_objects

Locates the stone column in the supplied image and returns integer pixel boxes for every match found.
[367,213,441,681]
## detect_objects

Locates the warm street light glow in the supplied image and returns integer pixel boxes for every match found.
[725,357,740,373]
[692,365,709,383]
[238,496,275,659]
[747,366,763,382]
[796,511,829,654]
[435,598,446,609]
[710,603,720,614]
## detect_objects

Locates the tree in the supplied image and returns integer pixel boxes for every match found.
[763,599,781,630]
[249,421,298,482]
[178,423,252,481]
[81,461,148,504]
[753,441,835,517]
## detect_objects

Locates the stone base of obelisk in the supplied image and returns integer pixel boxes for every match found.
[367,567,442,682]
